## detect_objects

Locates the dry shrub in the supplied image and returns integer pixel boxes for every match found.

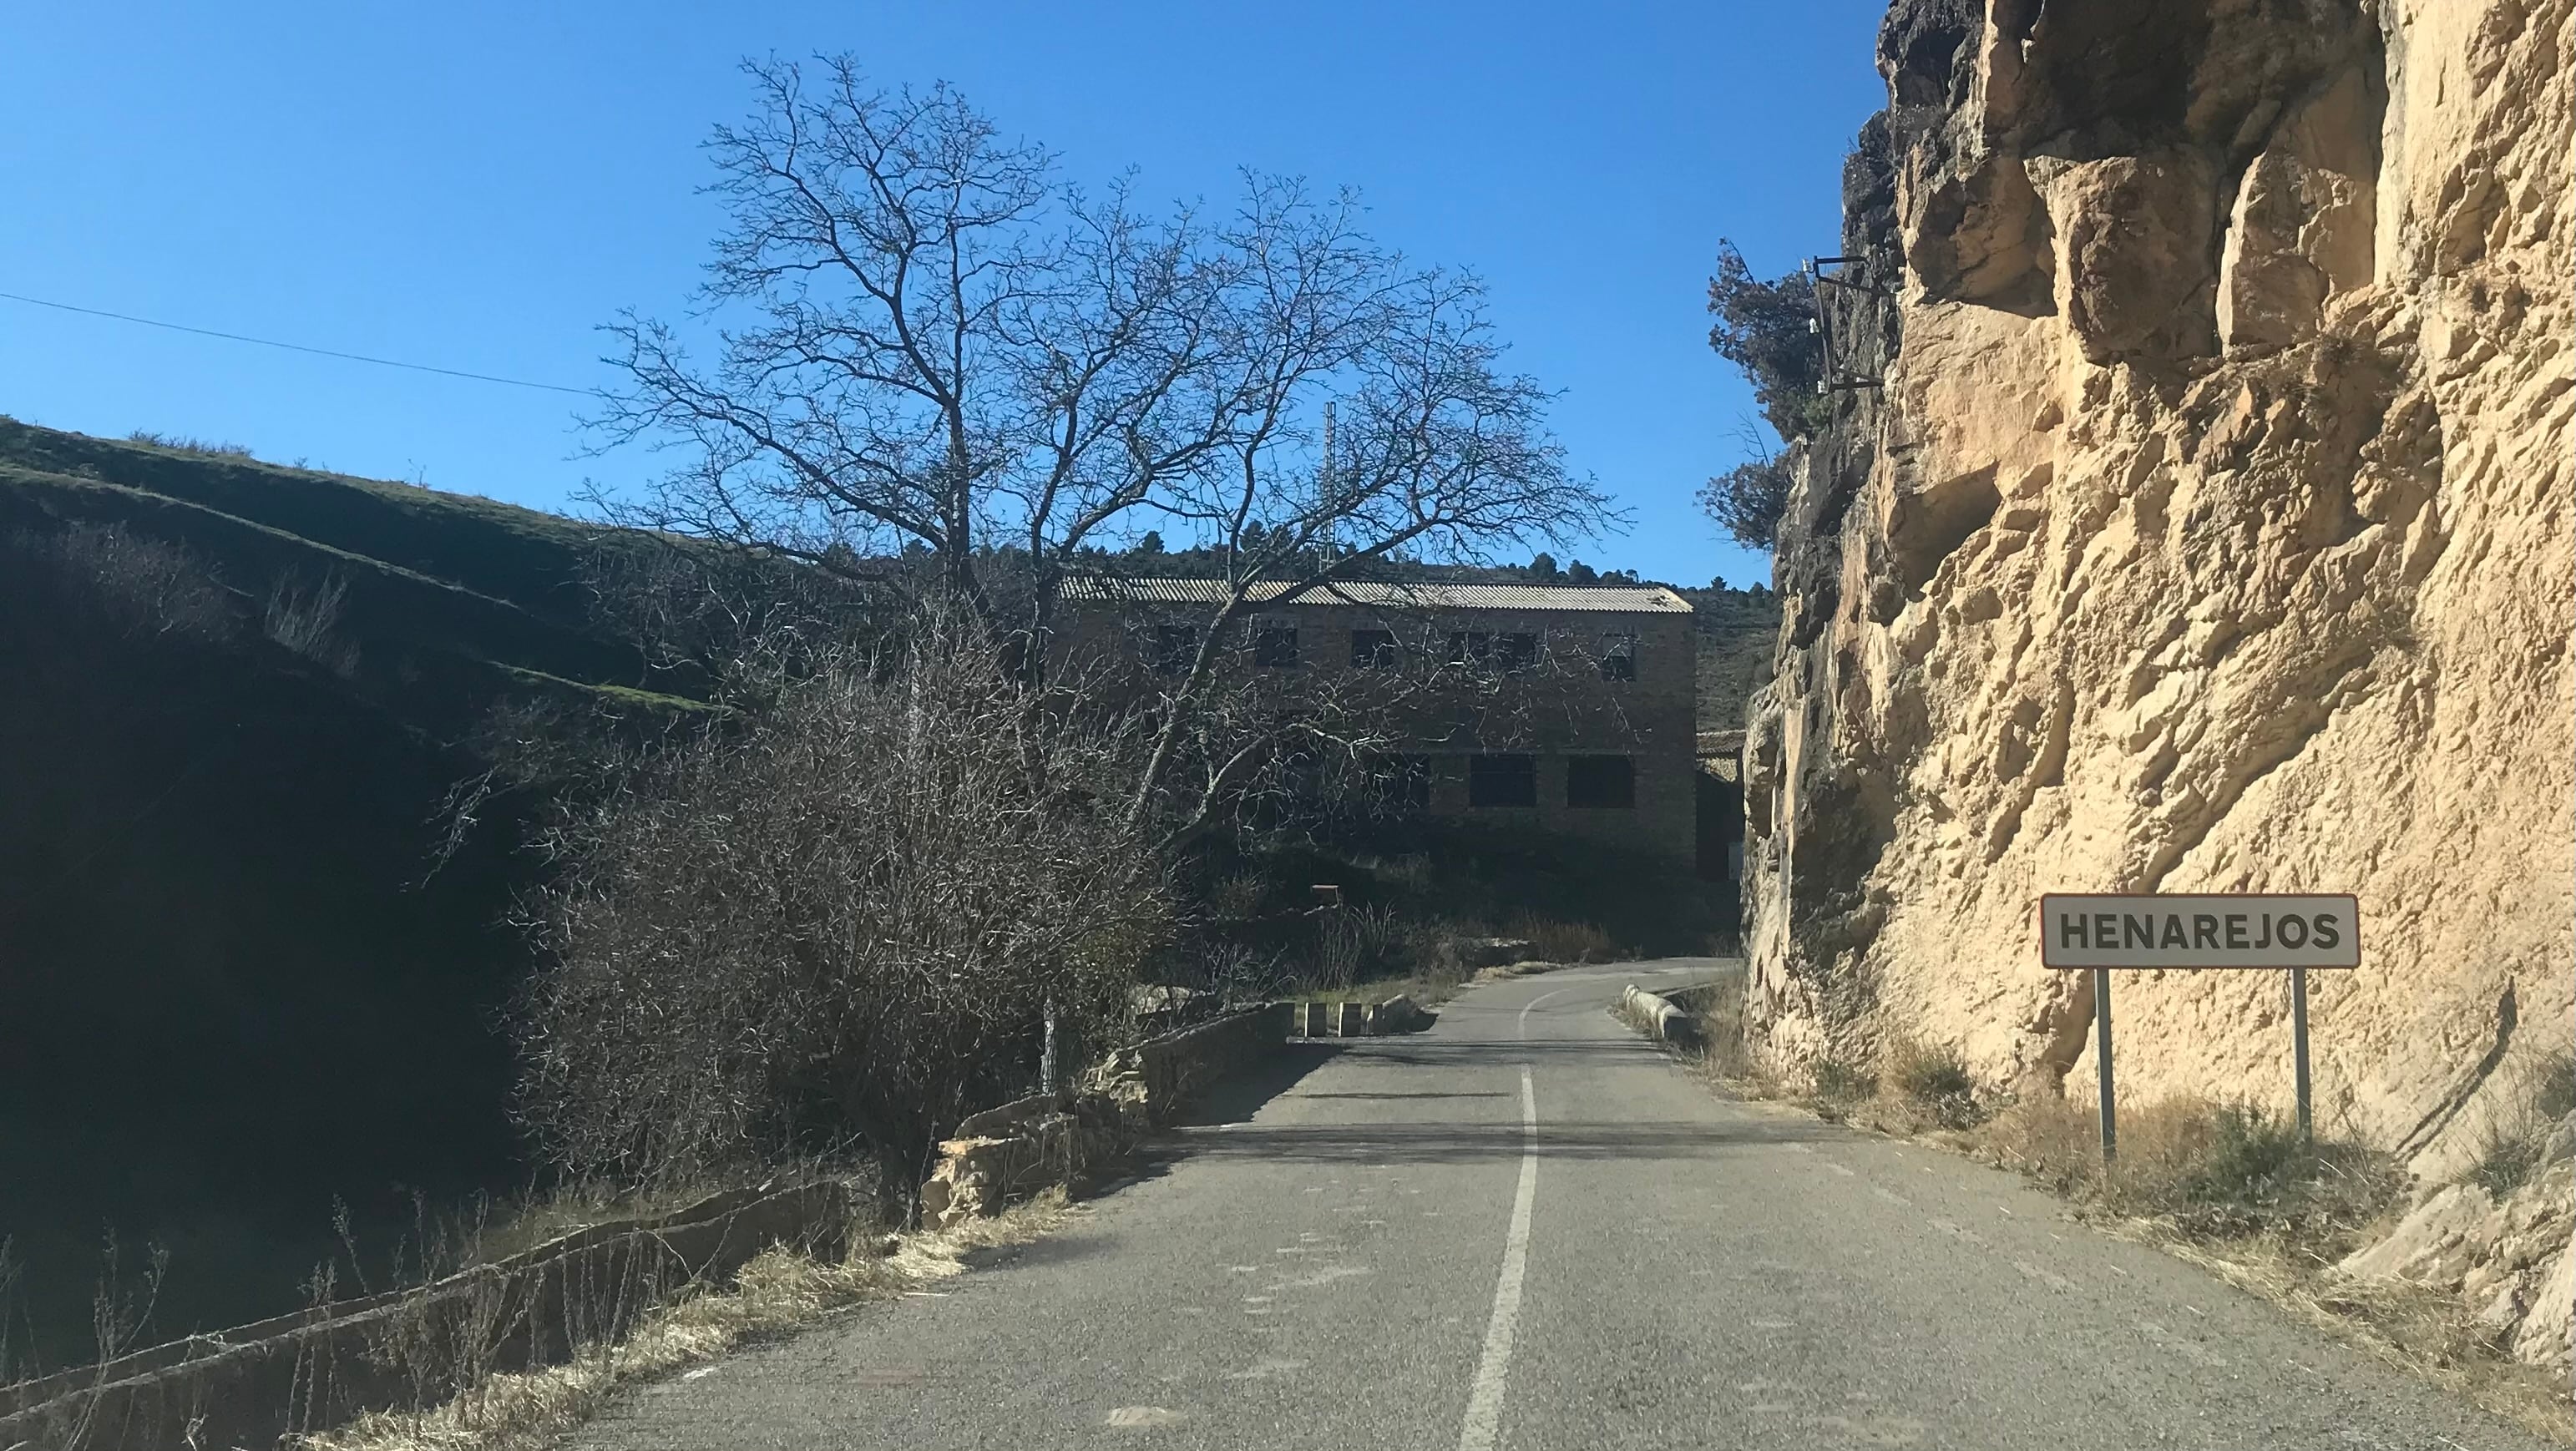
[1979,1091,2108,1199]
[9,523,237,642]
[1692,968,1756,1079]
[1507,914,1615,964]
[1316,903,1404,990]
[514,601,1167,1209]
[126,429,254,458]
[1883,1034,1982,1130]
[265,572,359,676]
[1808,1056,1877,1107]
[1978,1092,2401,1252]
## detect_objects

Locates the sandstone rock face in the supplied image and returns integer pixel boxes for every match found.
[1743,0,2571,1363]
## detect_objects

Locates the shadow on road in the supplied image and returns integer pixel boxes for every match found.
[1166,1040,1343,1127]
[1151,1115,1833,1166]
[959,1235,1119,1272]
[1284,1091,1512,1100]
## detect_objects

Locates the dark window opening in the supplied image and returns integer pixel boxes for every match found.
[1254,624,1298,669]
[1468,754,1537,808]
[1350,628,1398,669]
[1446,631,1537,672]
[1566,755,1636,808]
[1598,633,1637,681]
[1365,753,1431,811]
[1149,623,1197,676]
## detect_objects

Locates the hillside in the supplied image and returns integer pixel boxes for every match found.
[0,422,718,1365]
[0,419,719,729]
[1673,584,1780,738]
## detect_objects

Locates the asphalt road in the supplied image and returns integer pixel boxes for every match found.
[574,962,2555,1450]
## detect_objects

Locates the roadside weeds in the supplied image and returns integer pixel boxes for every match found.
[1635,973,2573,1445]
[297,1191,1076,1451]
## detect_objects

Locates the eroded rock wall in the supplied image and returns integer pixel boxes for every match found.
[1745,0,2570,1203]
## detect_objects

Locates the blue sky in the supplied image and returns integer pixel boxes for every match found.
[0,2,1885,589]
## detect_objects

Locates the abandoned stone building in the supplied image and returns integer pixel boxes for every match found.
[1058,578,1699,862]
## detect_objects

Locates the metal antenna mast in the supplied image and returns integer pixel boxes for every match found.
[1802,255,1889,396]
[1318,400,1338,567]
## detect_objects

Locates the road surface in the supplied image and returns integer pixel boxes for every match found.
[574,961,2553,1450]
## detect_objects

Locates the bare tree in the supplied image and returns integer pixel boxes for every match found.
[590,57,1232,609]
[590,56,1618,822]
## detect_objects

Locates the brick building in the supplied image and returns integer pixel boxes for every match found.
[1058,579,1698,861]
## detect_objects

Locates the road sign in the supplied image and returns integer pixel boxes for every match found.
[2038,893,2360,969]
[2036,893,2362,1158]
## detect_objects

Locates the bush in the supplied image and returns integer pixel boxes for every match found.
[1692,968,1755,1079]
[514,601,1167,1211]
[1317,903,1404,989]
[263,570,358,676]
[1981,1092,2401,1246]
[1885,1034,1982,1129]
[1810,1057,1877,1104]
[8,523,237,642]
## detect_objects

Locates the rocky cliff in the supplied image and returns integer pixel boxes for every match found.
[1742,0,2571,1364]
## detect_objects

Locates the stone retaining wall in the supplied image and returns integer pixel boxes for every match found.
[921,1003,1291,1227]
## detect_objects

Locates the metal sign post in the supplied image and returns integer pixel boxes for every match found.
[2040,893,2360,1164]
[2290,965,2312,1139]
[2093,965,2117,1160]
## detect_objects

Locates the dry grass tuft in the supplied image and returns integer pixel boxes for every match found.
[298,1191,1076,1451]
[126,430,254,458]
[1689,968,1757,1079]
[2461,1048,2576,1198]
[1973,1092,2401,1247]
[1882,1035,1981,1129]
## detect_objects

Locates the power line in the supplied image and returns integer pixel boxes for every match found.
[0,288,598,397]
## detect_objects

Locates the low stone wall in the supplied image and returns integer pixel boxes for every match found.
[921,1003,1291,1228]
[1288,993,1437,1038]
[0,1180,860,1451]
[1617,983,1699,1046]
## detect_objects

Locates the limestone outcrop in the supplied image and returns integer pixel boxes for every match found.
[1742,0,2572,1368]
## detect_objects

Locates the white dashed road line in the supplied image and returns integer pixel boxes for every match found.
[1516,986,1575,1037]
[1456,1064,1539,1451]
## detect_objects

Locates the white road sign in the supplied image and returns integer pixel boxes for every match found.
[2039,893,2361,969]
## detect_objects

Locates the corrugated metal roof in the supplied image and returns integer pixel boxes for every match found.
[1060,576,1692,614]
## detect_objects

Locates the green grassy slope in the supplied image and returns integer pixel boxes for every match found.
[0,420,713,733]
[0,420,646,624]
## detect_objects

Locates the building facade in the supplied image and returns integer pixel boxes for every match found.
[1058,579,1698,861]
